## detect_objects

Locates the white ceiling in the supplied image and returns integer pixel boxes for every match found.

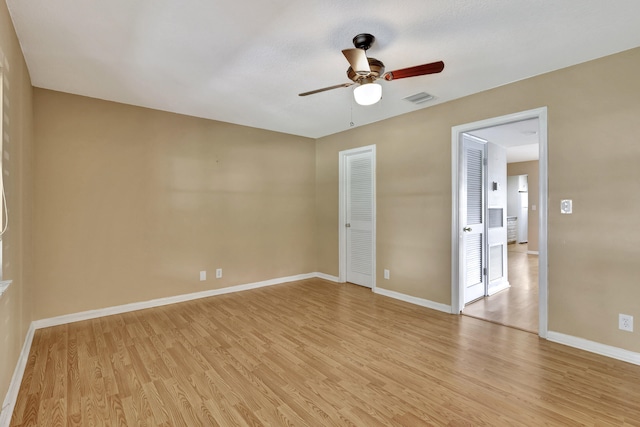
[469,118,539,163]
[7,0,640,138]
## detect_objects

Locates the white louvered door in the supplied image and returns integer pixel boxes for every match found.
[346,151,373,288]
[462,135,487,304]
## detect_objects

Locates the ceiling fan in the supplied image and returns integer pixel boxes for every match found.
[299,33,444,105]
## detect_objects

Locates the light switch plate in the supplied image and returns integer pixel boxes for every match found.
[561,199,572,214]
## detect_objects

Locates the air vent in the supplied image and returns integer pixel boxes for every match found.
[403,92,435,104]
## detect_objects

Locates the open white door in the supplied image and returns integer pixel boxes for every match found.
[339,145,376,289]
[460,134,487,304]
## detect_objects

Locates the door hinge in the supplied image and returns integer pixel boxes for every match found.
[483,267,487,276]
[483,157,488,166]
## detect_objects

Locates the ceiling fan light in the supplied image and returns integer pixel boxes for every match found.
[353,82,382,106]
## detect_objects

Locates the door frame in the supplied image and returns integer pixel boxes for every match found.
[451,107,548,338]
[338,144,376,290]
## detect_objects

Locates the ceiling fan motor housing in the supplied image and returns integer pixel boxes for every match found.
[347,58,385,82]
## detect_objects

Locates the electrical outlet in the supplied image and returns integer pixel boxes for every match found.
[384,269,390,280]
[560,199,572,214]
[216,268,222,279]
[199,271,206,281]
[619,314,633,332]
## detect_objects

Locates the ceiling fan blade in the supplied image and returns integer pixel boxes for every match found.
[299,82,355,97]
[342,48,371,75]
[383,61,445,81]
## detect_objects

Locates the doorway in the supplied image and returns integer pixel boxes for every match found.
[451,108,548,338]
[339,145,376,289]
[465,168,539,331]
[463,123,539,332]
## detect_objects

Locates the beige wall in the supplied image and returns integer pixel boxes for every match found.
[0,0,34,409]
[508,161,539,252]
[317,47,640,353]
[33,90,316,319]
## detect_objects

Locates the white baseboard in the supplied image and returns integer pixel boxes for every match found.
[527,250,539,255]
[33,273,318,330]
[314,272,341,283]
[547,331,640,366]
[0,323,35,427]
[0,280,12,298]
[374,287,452,314]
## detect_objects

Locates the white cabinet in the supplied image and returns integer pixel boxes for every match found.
[507,216,517,243]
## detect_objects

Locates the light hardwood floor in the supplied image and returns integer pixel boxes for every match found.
[10,278,640,426]
[463,243,539,333]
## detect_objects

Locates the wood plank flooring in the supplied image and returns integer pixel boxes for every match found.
[10,278,640,426]
[464,243,539,332]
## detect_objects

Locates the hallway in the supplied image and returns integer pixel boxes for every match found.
[463,243,539,333]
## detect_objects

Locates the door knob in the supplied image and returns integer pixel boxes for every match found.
[463,227,472,232]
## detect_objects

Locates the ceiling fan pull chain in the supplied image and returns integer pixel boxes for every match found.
[350,100,355,127]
